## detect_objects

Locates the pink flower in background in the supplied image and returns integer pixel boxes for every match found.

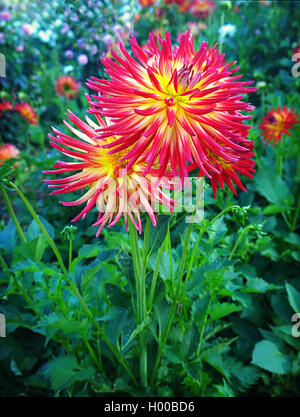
[77,54,88,65]
[16,45,24,52]
[22,23,35,36]
[0,11,11,21]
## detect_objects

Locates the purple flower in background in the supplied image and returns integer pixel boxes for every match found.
[78,38,86,48]
[103,33,113,45]
[90,44,98,55]
[22,23,35,35]
[0,11,11,21]
[112,24,122,35]
[60,23,69,34]
[77,54,88,65]
[16,45,24,52]
[0,33,5,44]
[64,49,74,60]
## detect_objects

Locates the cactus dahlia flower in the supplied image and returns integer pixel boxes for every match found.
[0,143,20,166]
[44,97,175,235]
[259,106,299,146]
[56,75,79,99]
[87,31,256,197]
[15,102,38,125]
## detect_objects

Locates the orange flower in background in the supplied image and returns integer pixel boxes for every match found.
[0,101,14,116]
[44,97,175,235]
[177,0,191,13]
[87,31,256,198]
[259,106,299,146]
[15,102,38,125]
[190,0,214,19]
[139,0,156,7]
[0,143,20,166]
[56,75,80,99]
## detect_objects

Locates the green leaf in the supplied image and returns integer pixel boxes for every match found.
[243,277,278,294]
[255,165,289,206]
[27,216,55,240]
[209,303,242,321]
[285,283,300,313]
[252,340,291,375]
[148,214,170,255]
[45,355,94,391]
[263,204,290,215]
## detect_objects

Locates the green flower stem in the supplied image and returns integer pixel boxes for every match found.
[148,243,164,313]
[129,219,149,387]
[8,181,138,386]
[0,185,27,244]
[181,226,206,296]
[291,194,300,231]
[150,223,194,386]
[69,238,73,273]
[166,225,174,296]
[228,225,254,261]
[195,293,211,357]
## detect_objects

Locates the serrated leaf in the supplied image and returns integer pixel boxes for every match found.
[252,340,291,375]
[209,303,242,321]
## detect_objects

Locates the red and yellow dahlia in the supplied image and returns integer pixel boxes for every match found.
[56,75,80,100]
[15,102,38,125]
[0,143,20,166]
[44,97,175,235]
[87,31,256,197]
[190,0,214,19]
[259,106,299,146]
[0,100,14,116]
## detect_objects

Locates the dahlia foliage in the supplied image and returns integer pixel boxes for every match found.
[46,31,256,233]
[259,106,299,146]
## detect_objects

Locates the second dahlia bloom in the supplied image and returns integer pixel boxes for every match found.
[15,102,38,125]
[0,143,20,166]
[87,31,256,197]
[259,106,299,146]
[56,76,80,99]
[44,97,175,235]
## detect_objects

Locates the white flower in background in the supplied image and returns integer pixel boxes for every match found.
[102,33,113,45]
[38,29,52,43]
[64,65,74,73]
[218,23,236,42]
[121,12,131,22]
[54,19,62,27]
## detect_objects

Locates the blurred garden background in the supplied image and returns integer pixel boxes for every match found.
[1,0,300,398]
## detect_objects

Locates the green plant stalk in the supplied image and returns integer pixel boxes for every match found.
[129,219,148,387]
[150,223,193,386]
[291,193,300,231]
[148,243,164,313]
[228,225,253,261]
[69,238,73,272]
[8,181,139,385]
[195,295,211,357]
[166,225,174,297]
[0,185,27,244]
